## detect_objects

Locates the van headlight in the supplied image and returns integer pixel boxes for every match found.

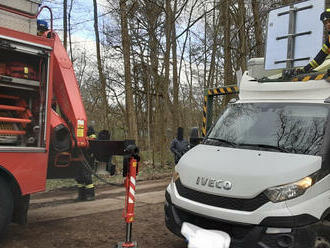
[264,173,318,203]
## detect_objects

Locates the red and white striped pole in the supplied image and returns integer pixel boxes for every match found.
[125,158,137,223]
[119,156,138,248]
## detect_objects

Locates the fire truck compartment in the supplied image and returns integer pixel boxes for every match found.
[0,37,49,149]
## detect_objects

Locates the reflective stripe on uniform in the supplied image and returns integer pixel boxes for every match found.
[85,184,94,189]
[77,184,84,188]
[322,44,329,54]
[310,60,319,68]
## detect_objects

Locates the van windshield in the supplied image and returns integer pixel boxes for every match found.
[206,103,329,155]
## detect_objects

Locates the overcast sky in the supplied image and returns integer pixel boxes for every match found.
[40,0,110,43]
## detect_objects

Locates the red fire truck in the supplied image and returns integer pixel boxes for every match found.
[0,1,94,237]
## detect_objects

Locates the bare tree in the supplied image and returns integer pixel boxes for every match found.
[93,0,109,128]
[238,0,247,72]
[68,0,74,63]
[119,0,138,141]
[206,1,221,89]
[223,0,233,85]
[251,0,264,57]
[172,0,179,130]
[63,0,68,50]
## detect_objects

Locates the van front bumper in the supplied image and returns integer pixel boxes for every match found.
[165,190,317,248]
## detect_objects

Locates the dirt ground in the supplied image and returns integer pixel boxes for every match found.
[1,178,186,248]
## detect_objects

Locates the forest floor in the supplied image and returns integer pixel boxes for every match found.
[2,177,186,248]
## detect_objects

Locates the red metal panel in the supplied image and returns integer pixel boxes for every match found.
[52,33,87,147]
[0,26,54,195]
[0,26,54,48]
[0,152,48,195]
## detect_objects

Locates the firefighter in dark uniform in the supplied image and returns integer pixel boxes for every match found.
[302,9,330,73]
[76,125,96,201]
[170,127,189,165]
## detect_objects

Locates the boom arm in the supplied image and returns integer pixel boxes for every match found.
[52,33,87,147]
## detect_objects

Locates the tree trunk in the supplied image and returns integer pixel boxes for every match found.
[145,0,161,166]
[238,0,247,72]
[63,0,67,50]
[119,0,138,141]
[223,0,233,85]
[203,5,207,89]
[93,0,109,128]
[251,0,264,57]
[172,0,179,132]
[222,0,234,106]
[159,0,172,166]
[206,0,221,89]
[68,0,74,63]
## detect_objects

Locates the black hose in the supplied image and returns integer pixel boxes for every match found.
[79,148,123,187]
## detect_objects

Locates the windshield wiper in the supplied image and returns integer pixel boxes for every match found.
[236,143,289,153]
[205,137,237,147]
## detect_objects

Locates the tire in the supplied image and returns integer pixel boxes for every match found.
[314,224,330,248]
[0,177,13,239]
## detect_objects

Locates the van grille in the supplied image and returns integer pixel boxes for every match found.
[175,179,269,211]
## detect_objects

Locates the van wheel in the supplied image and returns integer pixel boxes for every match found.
[0,177,13,239]
[314,224,330,248]
[315,237,330,248]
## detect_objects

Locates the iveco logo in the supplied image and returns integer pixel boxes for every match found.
[196,177,232,190]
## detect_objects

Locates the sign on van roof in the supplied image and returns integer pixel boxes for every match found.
[265,0,325,70]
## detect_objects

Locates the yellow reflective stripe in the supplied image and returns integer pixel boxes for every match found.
[85,184,94,189]
[219,88,225,94]
[226,87,232,93]
[77,184,84,188]
[322,44,329,53]
[203,117,206,123]
[310,60,319,68]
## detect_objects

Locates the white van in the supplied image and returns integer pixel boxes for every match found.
[165,65,330,248]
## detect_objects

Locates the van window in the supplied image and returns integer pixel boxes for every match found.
[206,103,329,155]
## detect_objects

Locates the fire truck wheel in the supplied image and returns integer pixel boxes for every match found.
[0,177,13,239]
